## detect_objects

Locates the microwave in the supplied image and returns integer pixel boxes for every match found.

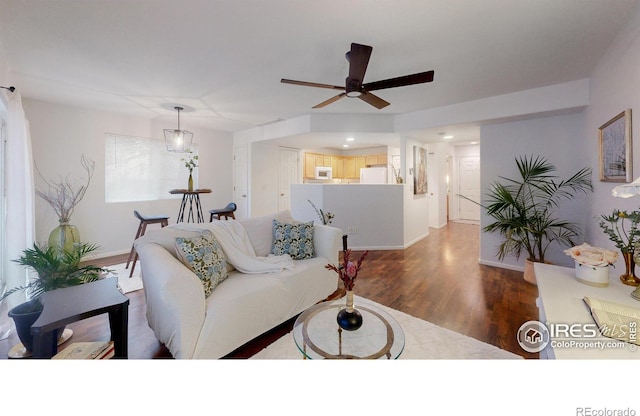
[315,166,332,180]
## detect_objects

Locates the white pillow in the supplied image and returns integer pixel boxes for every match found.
[239,211,297,257]
[134,226,202,260]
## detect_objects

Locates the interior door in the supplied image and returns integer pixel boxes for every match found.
[278,148,299,212]
[233,146,248,219]
[458,156,480,221]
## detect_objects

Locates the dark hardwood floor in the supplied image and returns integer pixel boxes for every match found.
[0,221,540,359]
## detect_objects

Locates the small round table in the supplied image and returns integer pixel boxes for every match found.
[292,297,404,359]
[169,188,211,223]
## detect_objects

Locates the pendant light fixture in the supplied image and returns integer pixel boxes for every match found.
[164,106,193,152]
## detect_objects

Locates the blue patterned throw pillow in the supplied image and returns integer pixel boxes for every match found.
[271,219,315,260]
[175,230,228,297]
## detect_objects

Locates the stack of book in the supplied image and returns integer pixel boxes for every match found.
[53,341,114,359]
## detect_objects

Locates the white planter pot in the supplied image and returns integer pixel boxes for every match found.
[574,261,609,287]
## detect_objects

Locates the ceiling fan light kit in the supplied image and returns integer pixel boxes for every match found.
[281,42,434,109]
[164,106,193,153]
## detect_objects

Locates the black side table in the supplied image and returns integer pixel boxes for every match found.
[30,278,129,359]
[169,188,212,223]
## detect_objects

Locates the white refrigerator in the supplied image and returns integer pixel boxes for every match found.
[360,167,388,184]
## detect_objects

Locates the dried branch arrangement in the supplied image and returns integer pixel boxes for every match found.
[35,155,95,223]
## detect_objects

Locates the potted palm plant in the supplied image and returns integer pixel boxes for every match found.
[1,242,108,353]
[480,155,592,284]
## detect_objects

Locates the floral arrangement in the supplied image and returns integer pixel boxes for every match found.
[564,243,618,268]
[325,249,369,291]
[181,153,199,173]
[599,209,640,254]
[308,199,334,225]
[35,155,95,223]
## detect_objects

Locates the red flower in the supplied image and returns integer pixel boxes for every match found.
[325,249,368,291]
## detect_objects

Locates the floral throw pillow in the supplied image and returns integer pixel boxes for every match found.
[271,219,315,260]
[175,230,228,297]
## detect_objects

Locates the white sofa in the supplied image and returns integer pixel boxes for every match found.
[133,211,342,359]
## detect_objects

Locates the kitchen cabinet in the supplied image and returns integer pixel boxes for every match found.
[355,156,366,176]
[304,151,387,179]
[343,157,356,178]
[366,154,387,166]
[304,154,317,178]
[343,156,367,179]
[304,153,334,178]
[331,156,343,178]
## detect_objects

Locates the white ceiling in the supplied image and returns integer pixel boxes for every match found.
[1,0,638,148]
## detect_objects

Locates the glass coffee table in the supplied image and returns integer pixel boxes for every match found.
[293,297,404,359]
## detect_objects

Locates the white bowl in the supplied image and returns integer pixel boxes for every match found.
[574,261,609,287]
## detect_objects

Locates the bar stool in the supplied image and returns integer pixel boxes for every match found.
[126,210,169,277]
[209,202,237,221]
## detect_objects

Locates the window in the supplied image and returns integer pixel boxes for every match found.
[105,134,198,203]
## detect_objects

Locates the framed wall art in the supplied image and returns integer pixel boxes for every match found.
[599,109,632,182]
[413,146,427,194]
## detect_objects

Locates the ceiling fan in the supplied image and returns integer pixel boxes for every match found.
[281,42,434,109]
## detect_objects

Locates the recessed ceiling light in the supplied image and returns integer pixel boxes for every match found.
[343,144,349,148]
[346,137,355,142]
[470,141,478,145]
[443,135,454,139]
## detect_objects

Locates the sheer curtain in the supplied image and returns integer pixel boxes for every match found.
[1,91,35,312]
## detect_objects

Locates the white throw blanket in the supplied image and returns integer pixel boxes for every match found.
[172,221,295,274]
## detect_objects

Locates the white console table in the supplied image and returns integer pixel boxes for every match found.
[535,262,640,359]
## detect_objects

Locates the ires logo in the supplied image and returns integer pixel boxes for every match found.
[517,321,550,353]
[517,320,638,353]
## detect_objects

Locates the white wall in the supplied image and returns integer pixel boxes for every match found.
[479,112,589,270]
[583,4,640,271]
[403,137,430,243]
[24,99,233,256]
[477,3,640,274]
[250,141,281,217]
[290,183,424,250]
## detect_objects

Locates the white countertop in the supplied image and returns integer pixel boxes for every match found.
[535,262,640,359]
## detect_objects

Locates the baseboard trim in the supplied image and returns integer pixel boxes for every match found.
[478,259,524,272]
[348,232,429,251]
[348,245,405,251]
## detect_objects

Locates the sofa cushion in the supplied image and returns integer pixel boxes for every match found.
[239,210,297,257]
[135,226,202,260]
[271,219,315,260]
[175,230,229,297]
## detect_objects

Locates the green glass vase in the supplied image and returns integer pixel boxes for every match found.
[48,221,80,256]
[188,172,194,191]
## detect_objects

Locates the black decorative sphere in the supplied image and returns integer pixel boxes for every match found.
[337,308,363,331]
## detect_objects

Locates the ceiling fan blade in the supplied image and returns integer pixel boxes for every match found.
[312,93,347,108]
[358,91,390,109]
[347,43,373,83]
[363,70,434,92]
[281,78,345,90]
